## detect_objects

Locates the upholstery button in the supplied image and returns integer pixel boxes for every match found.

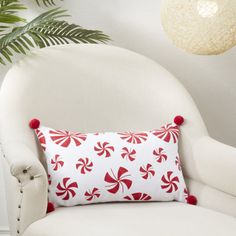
[18,205,21,208]
[17,230,20,234]
[23,169,27,174]
[17,218,20,221]
[20,190,23,194]
[30,176,34,180]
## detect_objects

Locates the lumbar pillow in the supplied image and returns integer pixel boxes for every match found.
[30,116,196,207]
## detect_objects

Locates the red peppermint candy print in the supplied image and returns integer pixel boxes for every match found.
[124,192,152,201]
[49,129,87,148]
[153,147,167,163]
[152,123,179,143]
[84,188,100,201]
[139,164,155,179]
[161,171,179,193]
[184,188,189,201]
[175,156,182,171]
[76,157,93,174]
[121,147,136,161]
[56,177,78,200]
[51,154,64,171]
[94,142,114,158]
[48,174,52,185]
[118,132,148,144]
[105,167,132,194]
[36,129,46,151]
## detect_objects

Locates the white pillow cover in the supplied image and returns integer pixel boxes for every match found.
[34,121,189,207]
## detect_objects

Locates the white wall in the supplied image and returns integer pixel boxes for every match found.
[0,0,235,233]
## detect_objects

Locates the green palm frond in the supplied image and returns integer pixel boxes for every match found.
[31,21,110,46]
[0,0,26,27]
[35,0,62,7]
[0,8,110,64]
[0,0,26,14]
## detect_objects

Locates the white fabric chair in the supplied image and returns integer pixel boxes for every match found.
[0,44,236,236]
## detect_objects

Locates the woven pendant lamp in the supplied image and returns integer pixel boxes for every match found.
[161,0,236,55]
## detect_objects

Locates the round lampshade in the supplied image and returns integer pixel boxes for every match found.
[161,0,236,55]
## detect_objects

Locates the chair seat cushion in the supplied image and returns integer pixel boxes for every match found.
[23,202,236,236]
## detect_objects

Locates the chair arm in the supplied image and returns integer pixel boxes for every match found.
[193,136,236,197]
[186,178,236,217]
[3,142,46,182]
[1,142,48,236]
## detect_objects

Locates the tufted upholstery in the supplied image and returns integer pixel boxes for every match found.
[0,44,236,236]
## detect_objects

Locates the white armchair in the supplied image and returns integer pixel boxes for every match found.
[0,44,236,236]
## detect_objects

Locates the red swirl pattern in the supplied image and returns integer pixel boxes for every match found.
[105,167,132,194]
[153,147,167,163]
[161,171,179,193]
[94,142,115,158]
[36,129,46,151]
[56,177,78,200]
[48,174,52,185]
[124,192,152,201]
[152,123,179,143]
[85,188,100,201]
[76,157,93,174]
[175,156,182,171]
[184,188,189,201]
[50,129,87,147]
[51,154,64,171]
[121,147,136,161]
[118,132,148,144]
[139,164,155,179]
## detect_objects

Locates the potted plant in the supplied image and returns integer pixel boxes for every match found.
[0,0,110,65]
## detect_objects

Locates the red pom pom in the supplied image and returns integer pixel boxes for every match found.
[47,202,55,213]
[174,116,184,126]
[29,118,40,129]
[186,195,197,205]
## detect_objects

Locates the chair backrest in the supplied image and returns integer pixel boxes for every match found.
[0,44,208,175]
